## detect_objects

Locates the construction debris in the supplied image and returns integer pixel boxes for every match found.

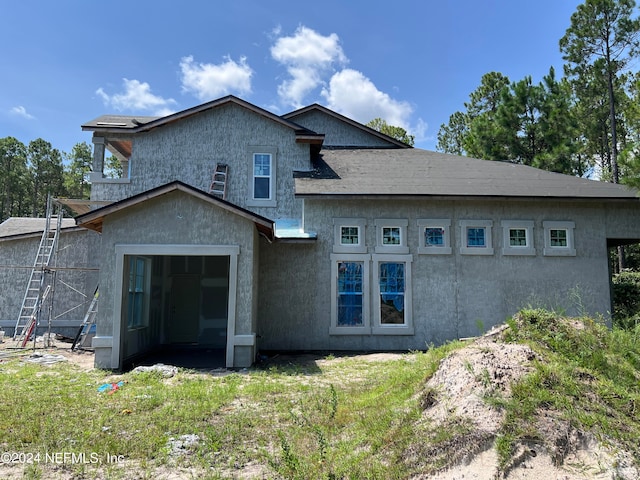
[132,363,178,378]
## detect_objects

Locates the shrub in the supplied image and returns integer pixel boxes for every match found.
[612,271,640,329]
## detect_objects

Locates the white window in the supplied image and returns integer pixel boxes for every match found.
[247,146,277,207]
[501,220,535,256]
[459,220,494,255]
[333,218,367,253]
[374,219,409,254]
[543,221,576,256]
[372,254,413,335]
[417,219,452,254]
[330,254,370,334]
[126,255,150,328]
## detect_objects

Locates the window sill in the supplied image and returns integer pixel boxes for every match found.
[371,325,414,335]
[330,326,371,335]
[246,198,276,207]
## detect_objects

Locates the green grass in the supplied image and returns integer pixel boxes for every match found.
[1,312,639,478]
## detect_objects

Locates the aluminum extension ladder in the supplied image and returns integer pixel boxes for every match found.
[71,287,99,351]
[13,196,62,343]
[209,163,229,199]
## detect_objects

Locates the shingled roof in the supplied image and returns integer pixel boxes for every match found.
[294,148,640,200]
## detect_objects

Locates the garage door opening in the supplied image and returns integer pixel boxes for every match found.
[120,254,230,369]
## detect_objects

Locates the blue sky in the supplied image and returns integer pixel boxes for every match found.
[1,0,584,156]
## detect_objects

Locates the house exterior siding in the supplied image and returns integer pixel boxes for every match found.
[257,198,615,352]
[91,103,311,222]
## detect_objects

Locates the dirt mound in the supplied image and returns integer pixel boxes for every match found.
[411,327,639,480]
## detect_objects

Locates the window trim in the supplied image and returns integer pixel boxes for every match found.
[333,218,367,253]
[247,146,277,207]
[417,219,452,254]
[543,221,576,256]
[330,253,371,335]
[374,219,409,254]
[501,220,535,256]
[459,220,494,255]
[372,254,413,335]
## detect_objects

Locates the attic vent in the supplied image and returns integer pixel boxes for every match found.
[96,122,127,126]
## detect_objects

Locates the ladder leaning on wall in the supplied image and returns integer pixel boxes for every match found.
[13,196,63,344]
[209,163,229,200]
[71,286,99,351]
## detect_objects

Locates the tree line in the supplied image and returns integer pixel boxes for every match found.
[0,137,94,222]
[437,0,640,189]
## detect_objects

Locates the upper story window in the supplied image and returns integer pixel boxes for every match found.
[253,154,271,199]
[459,220,494,255]
[333,218,367,253]
[501,220,535,256]
[543,221,576,256]
[417,219,452,254]
[374,219,409,254]
[247,146,277,207]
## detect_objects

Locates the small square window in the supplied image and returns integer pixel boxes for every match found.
[459,220,493,255]
[550,229,567,247]
[382,227,401,245]
[417,219,452,255]
[467,228,486,247]
[501,221,535,255]
[341,226,360,245]
[425,228,444,246]
[375,219,409,253]
[333,219,367,253]
[543,221,576,256]
[509,228,527,246]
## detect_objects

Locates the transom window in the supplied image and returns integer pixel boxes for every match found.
[501,220,534,256]
[382,227,401,245]
[550,229,567,247]
[509,229,527,246]
[333,218,366,253]
[375,219,409,254]
[459,220,494,255]
[341,226,360,245]
[417,219,452,255]
[543,221,576,256]
[467,228,486,247]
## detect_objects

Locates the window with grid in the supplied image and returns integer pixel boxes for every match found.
[337,261,364,327]
[340,226,360,245]
[127,256,148,328]
[253,153,271,200]
[378,262,405,325]
[467,227,486,247]
[509,228,527,246]
[550,229,567,247]
[382,227,401,245]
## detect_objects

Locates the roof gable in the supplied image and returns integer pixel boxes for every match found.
[83,95,324,145]
[283,104,411,149]
[75,181,274,240]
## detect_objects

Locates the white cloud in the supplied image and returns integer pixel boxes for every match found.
[321,69,413,128]
[96,79,177,115]
[10,105,34,120]
[271,26,347,108]
[180,55,253,101]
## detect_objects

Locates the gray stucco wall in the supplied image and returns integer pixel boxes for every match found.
[94,190,260,368]
[0,229,100,337]
[91,103,311,222]
[257,198,620,352]
[286,110,397,148]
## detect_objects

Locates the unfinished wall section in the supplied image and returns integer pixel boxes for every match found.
[257,198,613,353]
[0,229,101,337]
[93,190,260,369]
